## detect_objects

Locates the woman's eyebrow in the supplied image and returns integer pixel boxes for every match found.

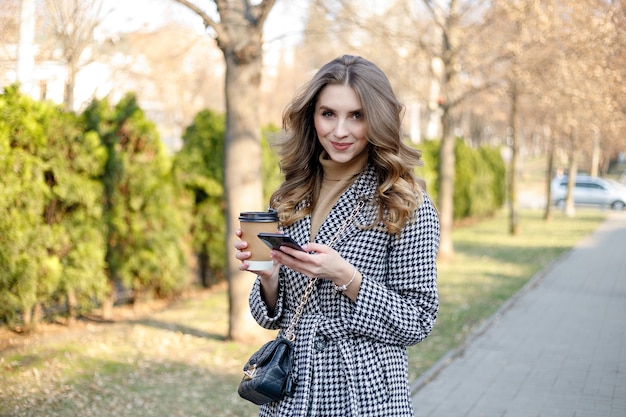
[317,104,363,113]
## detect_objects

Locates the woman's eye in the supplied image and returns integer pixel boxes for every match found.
[322,111,334,117]
[352,112,363,120]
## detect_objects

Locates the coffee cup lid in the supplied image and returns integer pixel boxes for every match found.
[238,211,278,222]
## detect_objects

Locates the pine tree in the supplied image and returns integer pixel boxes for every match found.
[173,109,226,288]
[0,86,53,328]
[82,94,190,317]
[0,86,107,328]
[40,108,108,324]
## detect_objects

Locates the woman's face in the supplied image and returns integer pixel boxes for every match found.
[313,84,369,163]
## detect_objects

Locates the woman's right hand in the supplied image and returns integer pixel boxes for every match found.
[235,229,280,309]
[235,229,279,280]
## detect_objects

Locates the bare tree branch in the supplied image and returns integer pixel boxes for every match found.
[249,0,277,27]
[172,0,223,37]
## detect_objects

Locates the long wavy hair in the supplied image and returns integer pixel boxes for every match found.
[270,55,425,235]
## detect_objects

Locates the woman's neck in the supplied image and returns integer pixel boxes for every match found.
[319,150,369,181]
[310,150,368,240]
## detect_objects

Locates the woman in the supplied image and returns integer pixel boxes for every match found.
[235,55,440,417]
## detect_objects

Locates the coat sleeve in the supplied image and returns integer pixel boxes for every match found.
[249,274,286,330]
[348,196,440,346]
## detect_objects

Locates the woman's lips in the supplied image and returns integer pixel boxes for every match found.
[331,141,352,151]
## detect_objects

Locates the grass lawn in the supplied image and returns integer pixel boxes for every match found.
[0,208,607,417]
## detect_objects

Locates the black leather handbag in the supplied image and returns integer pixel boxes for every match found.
[237,337,296,405]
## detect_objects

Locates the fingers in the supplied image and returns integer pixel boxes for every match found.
[234,229,246,248]
[277,243,351,282]
[301,242,325,253]
[234,229,277,279]
[234,242,249,259]
[234,229,252,270]
[277,244,309,258]
[238,260,251,271]
[272,245,328,278]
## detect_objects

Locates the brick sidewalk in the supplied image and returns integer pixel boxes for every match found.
[412,211,626,417]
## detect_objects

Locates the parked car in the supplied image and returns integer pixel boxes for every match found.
[551,175,626,211]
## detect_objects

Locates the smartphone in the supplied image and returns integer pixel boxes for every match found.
[257,232,305,252]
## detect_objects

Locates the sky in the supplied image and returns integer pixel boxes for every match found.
[101,0,308,49]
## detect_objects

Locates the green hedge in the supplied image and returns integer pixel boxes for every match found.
[1,87,190,328]
[413,138,505,220]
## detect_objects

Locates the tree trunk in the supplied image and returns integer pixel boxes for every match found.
[22,302,33,330]
[565,144,579,217]
[590,131,600,177]
[508,82,520,236]
[32,301,43,329]
[223,51,266,342]
[22,301,42,332]
[64,70,75,112]
[66,286,78,325]
[438,105,455,261]
[16,0,36,97]
[132,286,143,316]
[101,280,115,320]
[64,58,78,111]
[433,1,460,262]
[198,250,209,288]
[171,0,277,343]
[543,128,555,221]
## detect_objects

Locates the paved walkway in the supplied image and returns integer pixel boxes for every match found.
[412,211,626,417]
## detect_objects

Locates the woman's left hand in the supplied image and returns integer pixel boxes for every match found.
[272,243,361,299]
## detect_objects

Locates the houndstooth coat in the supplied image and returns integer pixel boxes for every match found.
[249,165,440,417]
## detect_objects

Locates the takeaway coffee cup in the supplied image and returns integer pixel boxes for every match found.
[238,210,279,271]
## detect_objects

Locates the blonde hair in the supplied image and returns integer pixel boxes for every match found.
[270,55,425,235]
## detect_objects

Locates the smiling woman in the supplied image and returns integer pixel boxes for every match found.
[234,55,440,417]
[313,84,369,164]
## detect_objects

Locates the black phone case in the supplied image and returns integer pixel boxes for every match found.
[257,233,305,251]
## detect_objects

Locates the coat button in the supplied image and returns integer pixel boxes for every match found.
[313,334,329,351]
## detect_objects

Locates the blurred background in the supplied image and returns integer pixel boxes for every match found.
[1,3,624,415]
[1,0,624,332]
[3,0,624,156]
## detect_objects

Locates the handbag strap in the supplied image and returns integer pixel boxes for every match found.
[284,199,365,341]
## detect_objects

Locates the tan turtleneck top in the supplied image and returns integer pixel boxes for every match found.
[310,150,369,241]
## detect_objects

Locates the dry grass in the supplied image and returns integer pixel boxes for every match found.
[1,288,261,417]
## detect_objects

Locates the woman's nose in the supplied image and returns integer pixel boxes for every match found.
[334,119,348,138]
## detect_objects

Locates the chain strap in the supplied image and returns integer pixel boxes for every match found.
[284,199,365,341]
